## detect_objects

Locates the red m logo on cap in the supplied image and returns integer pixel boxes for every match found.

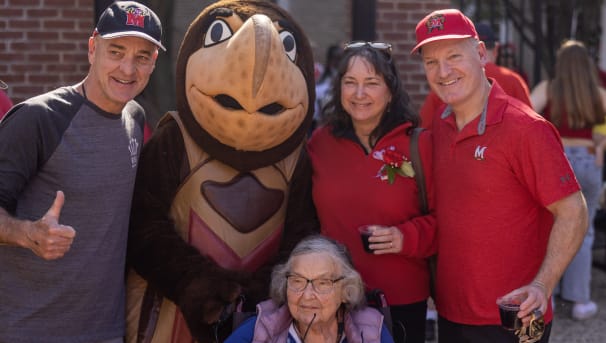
[125,8,146,28]
[426,14,445,33]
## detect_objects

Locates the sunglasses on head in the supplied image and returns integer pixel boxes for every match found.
[344,41,393,57]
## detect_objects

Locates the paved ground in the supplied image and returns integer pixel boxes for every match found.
[550,231,606,343]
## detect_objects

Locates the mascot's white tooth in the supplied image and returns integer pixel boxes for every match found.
[125,1,316,342]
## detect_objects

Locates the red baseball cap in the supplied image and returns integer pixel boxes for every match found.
[411,9,478,54]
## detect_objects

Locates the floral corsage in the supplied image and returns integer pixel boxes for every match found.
[372,146,415,184]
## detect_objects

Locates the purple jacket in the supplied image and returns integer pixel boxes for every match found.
[226,299,393,343]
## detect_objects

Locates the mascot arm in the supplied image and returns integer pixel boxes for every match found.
[127,120,244,330]
[241,149,320,310]
[280,149,320,258]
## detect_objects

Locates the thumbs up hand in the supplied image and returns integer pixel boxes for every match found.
[27,191,76,260]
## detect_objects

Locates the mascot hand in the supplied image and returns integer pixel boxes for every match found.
[241,272,271,311]
[178,276,242,340]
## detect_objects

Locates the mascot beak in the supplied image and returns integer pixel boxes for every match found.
[185,11,308,152]
[248,14,273,98]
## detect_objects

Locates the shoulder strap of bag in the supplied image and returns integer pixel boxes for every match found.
[410,127,428,215]
[410,127,438,299]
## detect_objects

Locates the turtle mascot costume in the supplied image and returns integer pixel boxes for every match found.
[125,1,318,342]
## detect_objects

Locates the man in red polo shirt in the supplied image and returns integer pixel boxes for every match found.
[419,22,531,129]
[412,9,588,343]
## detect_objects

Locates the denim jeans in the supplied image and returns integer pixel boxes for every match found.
[558,146,599,303]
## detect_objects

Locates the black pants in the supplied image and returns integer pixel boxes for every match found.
[390,300,427,343]
[437,316,552,343]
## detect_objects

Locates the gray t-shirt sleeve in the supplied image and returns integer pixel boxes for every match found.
[0,88,79,213]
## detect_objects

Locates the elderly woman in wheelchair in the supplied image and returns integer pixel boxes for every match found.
[225,235,395,343]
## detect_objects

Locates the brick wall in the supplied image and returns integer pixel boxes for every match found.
[1,0,92,103]
[376,0,450,111]
[0,0,450,109]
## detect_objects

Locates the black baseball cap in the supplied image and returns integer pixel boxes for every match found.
[475,22,497,49]
[95,1,165,51]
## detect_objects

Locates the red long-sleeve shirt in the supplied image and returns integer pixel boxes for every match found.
[308,123,436,305]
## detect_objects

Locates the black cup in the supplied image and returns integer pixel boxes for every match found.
[358,226,374,253]
[498,302,522,331]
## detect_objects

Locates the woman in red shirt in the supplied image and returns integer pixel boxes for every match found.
[308,42,436,343]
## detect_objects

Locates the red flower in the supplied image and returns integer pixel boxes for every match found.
[373,146,415,184]
[383,149,404,167]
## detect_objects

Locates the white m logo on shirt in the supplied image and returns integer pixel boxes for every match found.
[474,146,487,160]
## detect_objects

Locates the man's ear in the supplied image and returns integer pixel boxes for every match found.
[88,36,96,65]
[477,41,488,66]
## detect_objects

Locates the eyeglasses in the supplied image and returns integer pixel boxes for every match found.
[344,41,393,57]
[286,274,345,294]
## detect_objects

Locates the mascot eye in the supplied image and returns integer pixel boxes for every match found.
[279,30,297,62]
[204,19,233,47]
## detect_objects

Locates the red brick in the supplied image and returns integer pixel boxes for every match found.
[47,63,76,72]
[0,53,21,61]
[9,0,41,6]
[46,0,79,6]
[1,8,24,16]
[2,75,26,83]
[43,19,77,29]
[62,8,91,17]
[27,8,59,17]
[29,53,60,63]
[29,74,60,83]
[383,12,407,21]
[9,19,41,29]
[12,64,43,73]
[46,42,77,50]
[27,31,59,40]
[377,2,395,10]
[0,31,25,40]
[10,41,43,51]
[13,86,46,96]
[62,53,87,63]
[64,74,86,83]
[62,31,89,40]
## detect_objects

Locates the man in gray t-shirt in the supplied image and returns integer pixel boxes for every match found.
[0,2,164,342]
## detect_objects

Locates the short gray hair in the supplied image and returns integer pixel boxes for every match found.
[269,235,366,310]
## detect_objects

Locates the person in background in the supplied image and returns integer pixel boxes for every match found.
[530,39,604,321]
[225,235,394,343]
[313,44,343,131]
[0,80,13,119]
[308,41,435,343]
[413,9,587,343]
[590,63,606,179]
[0,2,164,342]
[497,43,530,86]
[419,22,531,129]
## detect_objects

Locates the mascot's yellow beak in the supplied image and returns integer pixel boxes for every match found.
[185,13,309,152]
